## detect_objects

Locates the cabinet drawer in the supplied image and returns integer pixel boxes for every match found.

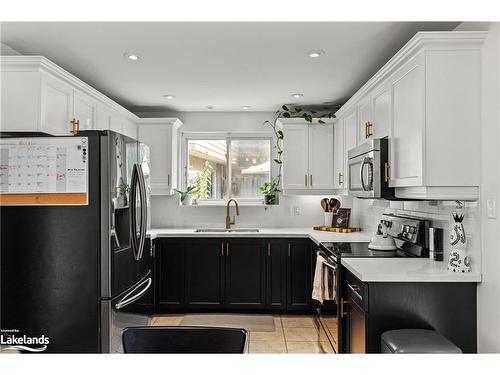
[344,270,368,312]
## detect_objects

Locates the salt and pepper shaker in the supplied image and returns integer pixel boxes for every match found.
[428,227,443,261]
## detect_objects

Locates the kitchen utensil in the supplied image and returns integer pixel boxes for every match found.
[321,198,328,212]
[329,198,341,213]
[324,212,333,226]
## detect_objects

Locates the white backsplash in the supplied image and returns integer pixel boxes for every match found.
[151,194,354,229]
[353,198,481,273]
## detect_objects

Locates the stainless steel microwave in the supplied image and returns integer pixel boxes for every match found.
[347,138,395,199]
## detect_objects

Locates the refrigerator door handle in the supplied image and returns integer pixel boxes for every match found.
[130,164,142,261]
[115,276,152,310]
[136,164,147,261]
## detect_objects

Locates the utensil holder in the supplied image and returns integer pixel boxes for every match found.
[324,212,333,226]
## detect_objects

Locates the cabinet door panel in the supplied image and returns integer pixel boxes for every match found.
[287,240,312,311]
[308,125,334,189]
[357,96,373,144]
[185,239,224,309]
[266,240,286,310]
[333,121,345,189]
[40,75,73,135]
[96,104,111,131]
[157,239,185,310]
[282,125,309,190]
[225,239,266,309]
[73,90,96,130]
[343,109,358,190]
[390,54,424,187]
[372,83,391,139]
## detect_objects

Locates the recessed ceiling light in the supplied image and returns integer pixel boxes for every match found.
[123,53,140,61]
[308,50,325,58]
[291,93,304,99]
[163,95,176,99]
[206,106,215,110]
[241,106,251,110]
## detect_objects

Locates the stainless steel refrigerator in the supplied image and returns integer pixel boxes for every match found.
[1,130,152,353]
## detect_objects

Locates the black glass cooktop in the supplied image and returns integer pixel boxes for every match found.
[320,242,414,259]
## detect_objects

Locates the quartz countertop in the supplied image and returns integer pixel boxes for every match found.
[147,227,371,245]
[342,258,482,283]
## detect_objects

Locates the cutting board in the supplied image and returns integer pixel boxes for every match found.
[313,226,362,233]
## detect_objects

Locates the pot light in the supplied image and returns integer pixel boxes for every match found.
[123,53,140,61]
[308,50,325,58]
[241,106,251,110]
[163,95,176,99]
[291,93,304,99]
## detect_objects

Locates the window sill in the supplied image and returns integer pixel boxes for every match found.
[179,199,270,207]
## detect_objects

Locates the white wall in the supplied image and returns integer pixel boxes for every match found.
[453,22,500,353]
[137,111,355,228]
[0,42,21,55]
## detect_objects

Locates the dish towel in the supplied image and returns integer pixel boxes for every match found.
[312,256,336,303]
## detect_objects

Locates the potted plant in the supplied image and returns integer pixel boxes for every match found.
[174,186,197,205]
[259,104,341,206]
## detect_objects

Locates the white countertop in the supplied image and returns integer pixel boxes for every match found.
[342,258,482,283]
[147,227,371,245]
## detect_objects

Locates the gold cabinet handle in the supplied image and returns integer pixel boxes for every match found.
[288,243,291,257]
[268,242,271,256]
[70,117,80,135]
[367,121,373,137]
[364,122,368,139]
[305,174,308,187]
[226,242,230,256]
[310,174,313,187]
[221,243,224,256]
[341,298,349,316]
[338,172,343,186]
[384,163,390,182]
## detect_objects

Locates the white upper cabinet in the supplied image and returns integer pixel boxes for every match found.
[0,56,138,139]
[343,107,358,190]
[73,89,97,131]
[333,119,345,190]
[279,118,334,194]
[334,31,486,200]
[138,118,183,195]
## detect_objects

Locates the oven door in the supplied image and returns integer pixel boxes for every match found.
[348,150,380,198]
[314,250,341,353]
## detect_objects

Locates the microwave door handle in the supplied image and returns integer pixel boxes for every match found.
[115,276,152,310]
[360,157,369,191]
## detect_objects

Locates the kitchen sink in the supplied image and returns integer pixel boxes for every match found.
[195,228,260,233]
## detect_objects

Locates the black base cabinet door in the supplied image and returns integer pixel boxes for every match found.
[224,239,266,309]
[286,239,312,311]
[156,239,185,311]
[266,239,287,310]
[185,239,225,309]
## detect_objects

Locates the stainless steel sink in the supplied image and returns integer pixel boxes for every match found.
[195,228,260,233]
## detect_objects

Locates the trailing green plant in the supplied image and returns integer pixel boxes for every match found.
[191,160,214,199]
[259,104,342,204]
[174,185,197,203]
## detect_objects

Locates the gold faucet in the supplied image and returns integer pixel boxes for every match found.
[225,199,240,229]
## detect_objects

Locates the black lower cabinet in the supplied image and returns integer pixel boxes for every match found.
[341,266,477,353]
[154,237,313,313]
[266,240,287,310]
[224,239,266,309]
[286,239,312,311]
[184,239,225,309]
[156,239,185,310]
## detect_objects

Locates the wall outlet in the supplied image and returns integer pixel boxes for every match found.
[486,197,496,219]
[293,206,301,216]
[285,206,292,216]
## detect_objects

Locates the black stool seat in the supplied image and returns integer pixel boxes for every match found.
[122,326,248,353]
[381,329,462,354]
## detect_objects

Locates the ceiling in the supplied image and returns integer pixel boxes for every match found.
[0,22,460,113]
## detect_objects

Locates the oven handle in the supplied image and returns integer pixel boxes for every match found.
[115,275,152,310]
[316,250,338,270]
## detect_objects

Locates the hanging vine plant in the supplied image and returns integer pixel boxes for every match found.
[260,104,342,207]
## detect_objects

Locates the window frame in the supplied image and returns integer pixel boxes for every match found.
[181,131,274,205]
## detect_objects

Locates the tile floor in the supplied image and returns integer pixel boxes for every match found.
[149,314,334,354]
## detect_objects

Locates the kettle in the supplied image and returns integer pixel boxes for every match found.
[368,223,397,251]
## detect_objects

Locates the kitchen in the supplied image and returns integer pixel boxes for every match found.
[1,1,499,373]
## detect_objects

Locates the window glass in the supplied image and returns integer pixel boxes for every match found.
[230,139,271,199]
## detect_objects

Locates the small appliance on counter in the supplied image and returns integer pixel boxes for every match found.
[368,222,397,251]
